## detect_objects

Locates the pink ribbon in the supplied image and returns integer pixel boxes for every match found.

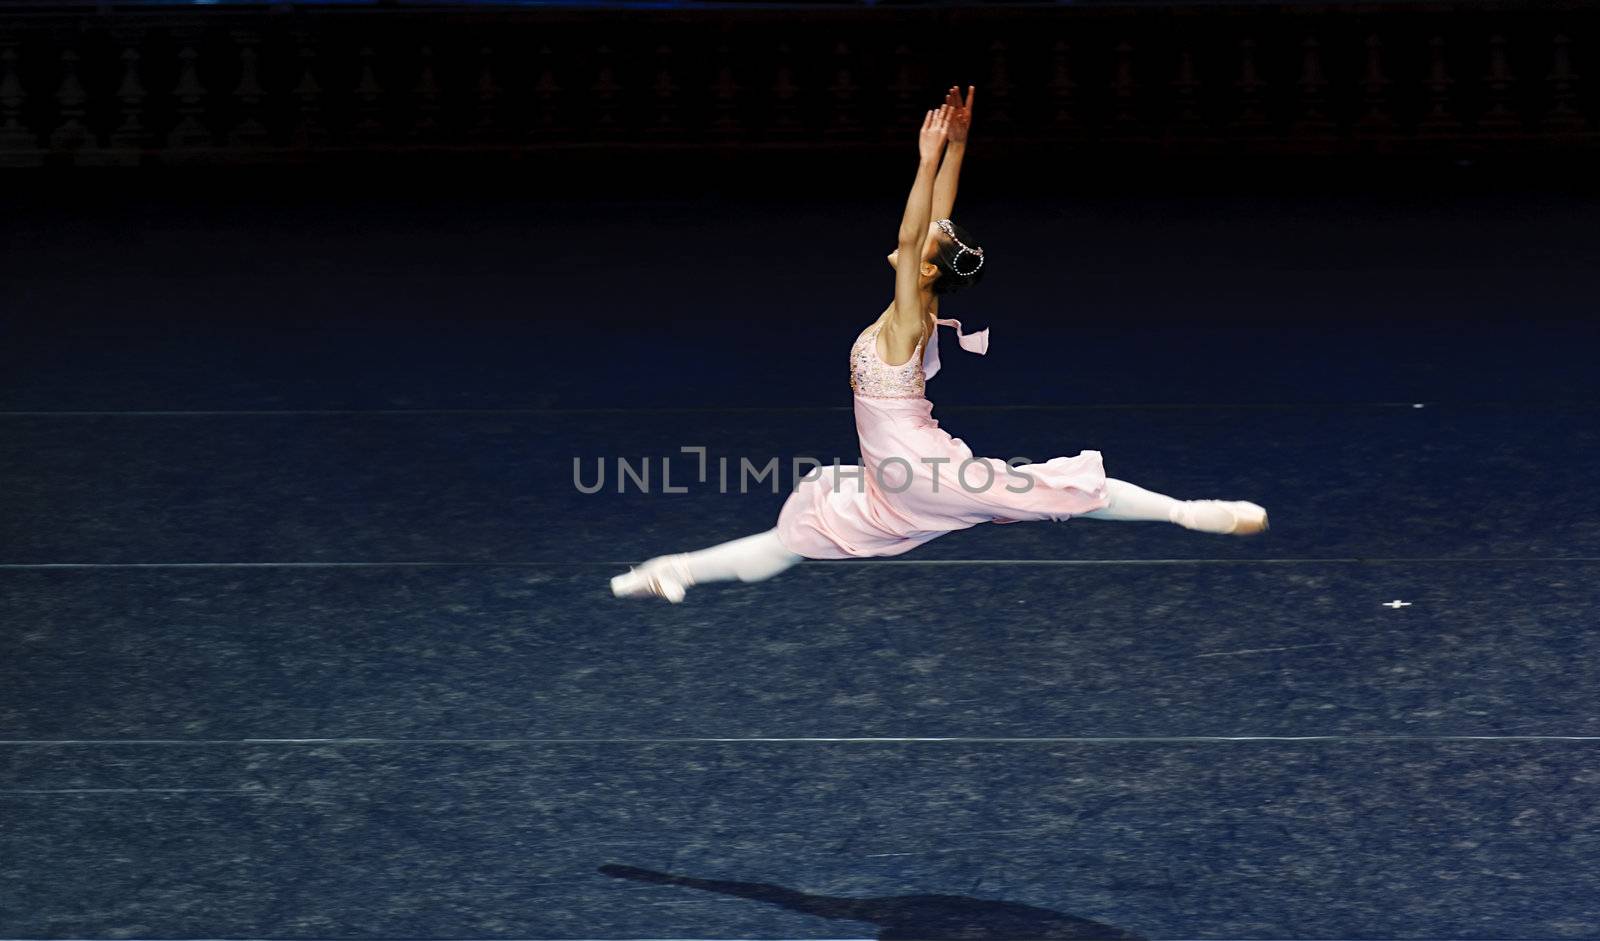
[922,317,990,380]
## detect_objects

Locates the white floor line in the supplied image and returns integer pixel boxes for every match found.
[0,735,1596,746]
[2,400,1595,416]
[0,557,1596,570]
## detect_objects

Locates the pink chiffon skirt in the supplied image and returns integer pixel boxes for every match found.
[774,394,1111,560]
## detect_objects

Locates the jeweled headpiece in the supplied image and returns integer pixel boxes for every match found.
[935,218,985,276]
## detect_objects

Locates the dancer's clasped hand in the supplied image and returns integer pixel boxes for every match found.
[942,84,975,143]
[918,104,953,161]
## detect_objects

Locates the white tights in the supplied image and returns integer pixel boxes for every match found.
[663,478,1237,589]
[1079,477,1244,531]
[660,528,804,588]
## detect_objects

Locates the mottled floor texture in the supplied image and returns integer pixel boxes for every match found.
[3,188,1600,939]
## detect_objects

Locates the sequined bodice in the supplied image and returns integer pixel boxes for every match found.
[850,321,927,399]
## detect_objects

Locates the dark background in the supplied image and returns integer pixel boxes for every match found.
[5,0,1598,340]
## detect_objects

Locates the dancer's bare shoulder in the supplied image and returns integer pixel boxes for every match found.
[874,301,935,367]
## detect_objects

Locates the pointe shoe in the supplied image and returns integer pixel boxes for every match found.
[1225,501,1269,535]
[610,556,688,603]
[1172,500,1269,536]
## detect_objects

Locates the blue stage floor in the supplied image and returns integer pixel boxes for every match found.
[2,188,1598,939]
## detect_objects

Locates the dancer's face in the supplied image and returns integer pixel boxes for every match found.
[886,220,947,280]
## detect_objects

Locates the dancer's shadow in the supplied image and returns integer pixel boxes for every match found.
[598,864,1145,940]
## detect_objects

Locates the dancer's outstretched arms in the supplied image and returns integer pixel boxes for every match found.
[931,85,974,221]
[888,106,949,357]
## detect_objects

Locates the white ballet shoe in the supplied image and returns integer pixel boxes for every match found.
[1170,500,1269,536]
[609,556,688,603]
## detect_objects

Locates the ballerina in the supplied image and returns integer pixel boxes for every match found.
[613,86,1266,603]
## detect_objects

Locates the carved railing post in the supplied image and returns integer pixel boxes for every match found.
[469,45,503,142]
[528,44,564,142]
[883,43,918,143]
[48,47,95,159]
[1168,48,1206,139]
[1542,34,1586,133]
[767,41,801,141]
[164,44,213,152]
[103,37,149,162]
[1478,34,1521,133]
[1417,35,1461,136]
[0,41,42,164]
[1230,38,1269,133]
[1229,38,1270,134]
[1049,39,1078,136]
[824,41,860,140]
[1107,40,1138,137]
[409,43,442,143]
[1293,37,1336,138]
[350,45,385,144]
[226,30,270,150]
[589,44,623,140]
[646,43,681,140]
[708,43,739,142]
[287,31,327,150]
[1356,34,1394,139]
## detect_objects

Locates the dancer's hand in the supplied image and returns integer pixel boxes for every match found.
[943,85,974,143]
[918,105,951,162]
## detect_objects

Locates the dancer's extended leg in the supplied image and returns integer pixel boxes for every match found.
[611,528,804,603]
[1078,478,1268,535]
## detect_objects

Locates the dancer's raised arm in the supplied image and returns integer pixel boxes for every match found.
[889,106,950,349]
[931,85,973,221]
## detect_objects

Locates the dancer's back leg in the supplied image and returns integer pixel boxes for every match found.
[611,528,804,603]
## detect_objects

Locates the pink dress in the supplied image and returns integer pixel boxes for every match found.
[774,316,1112,559]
